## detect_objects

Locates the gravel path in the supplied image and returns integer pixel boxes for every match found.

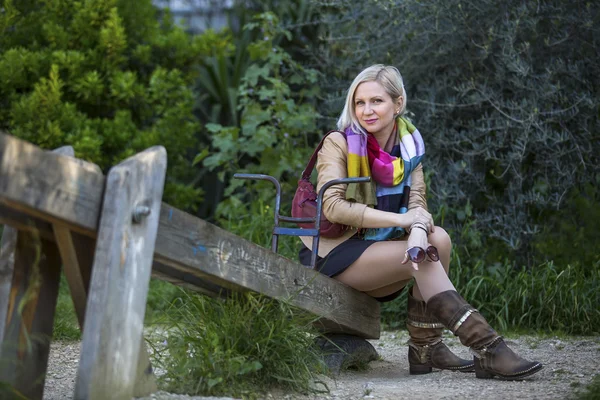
[43,331,599,400]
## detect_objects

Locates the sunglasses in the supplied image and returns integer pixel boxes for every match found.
[405,246,440,263]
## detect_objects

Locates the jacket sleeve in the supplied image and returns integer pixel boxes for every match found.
[407,163,428,211]
[316,132,368,227]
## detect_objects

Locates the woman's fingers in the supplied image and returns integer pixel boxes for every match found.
[401,252,409,265]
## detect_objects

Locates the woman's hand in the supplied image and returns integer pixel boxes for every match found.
[401,206,435,234]
[401,228,429,271]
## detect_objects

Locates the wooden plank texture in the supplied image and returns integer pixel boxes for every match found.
[0,133,104,236]
[0,132,380,338]
[0,232,61,400]
[75,146,166,400]
[0,222,17,344]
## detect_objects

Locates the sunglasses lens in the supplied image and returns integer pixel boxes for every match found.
[407,247,426,263]
[426,246,440,261]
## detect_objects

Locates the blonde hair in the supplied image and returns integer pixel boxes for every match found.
[336,64,407,133]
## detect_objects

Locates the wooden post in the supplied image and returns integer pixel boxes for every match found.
[0,232,62,400]
[74,147,166,400]
[0,146,80,399]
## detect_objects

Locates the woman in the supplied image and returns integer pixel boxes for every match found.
[299,64,542,380]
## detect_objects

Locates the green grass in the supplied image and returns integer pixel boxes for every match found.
[381,253,600,335]
[52,276,81,341]
[574,374,600,400]
[147,290,328,398]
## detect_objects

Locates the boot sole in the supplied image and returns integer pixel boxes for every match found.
[475,363,543,380]
[410,364,475,375]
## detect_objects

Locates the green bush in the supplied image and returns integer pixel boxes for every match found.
[199,12,320,221]
[0,0,210,210]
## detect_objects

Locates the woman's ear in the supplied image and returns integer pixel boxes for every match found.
[396,96,404,115]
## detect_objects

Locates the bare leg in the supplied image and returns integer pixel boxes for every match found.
[335,237,455,302]
[411,226,452,301]
[365,279,411,298]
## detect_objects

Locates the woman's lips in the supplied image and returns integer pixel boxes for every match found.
[365,119,378,124]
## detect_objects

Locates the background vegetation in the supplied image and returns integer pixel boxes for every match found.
[0,0,598,397]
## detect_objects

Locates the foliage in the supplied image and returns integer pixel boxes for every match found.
[381,251,600,335]
[148,290,327,398]
[0,0,213,210]
[532,179,600,269]
[199,12,320,222]
[309,0,600,265]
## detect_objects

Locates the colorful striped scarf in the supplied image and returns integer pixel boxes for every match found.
[345,117,425,241]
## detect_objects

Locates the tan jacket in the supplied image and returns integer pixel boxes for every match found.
[300,131,428,257]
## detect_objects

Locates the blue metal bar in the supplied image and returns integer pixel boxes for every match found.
[273,227,318,236]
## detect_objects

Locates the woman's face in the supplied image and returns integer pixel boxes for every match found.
[354,80,401,137]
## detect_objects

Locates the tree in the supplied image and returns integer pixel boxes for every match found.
[311,0,600,265]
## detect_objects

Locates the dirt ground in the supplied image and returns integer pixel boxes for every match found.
[43,331,599,400]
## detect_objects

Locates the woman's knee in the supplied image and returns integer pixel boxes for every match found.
[429,226,452,252]
[428,226,452,272]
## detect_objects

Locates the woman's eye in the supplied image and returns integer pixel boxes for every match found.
[355,101,364,106]
[373,99,382,104]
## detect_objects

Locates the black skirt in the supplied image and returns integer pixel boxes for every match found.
[298,236,404,303]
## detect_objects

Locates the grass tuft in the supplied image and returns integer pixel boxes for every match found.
[574,374,600,400]
[148,290,328,398]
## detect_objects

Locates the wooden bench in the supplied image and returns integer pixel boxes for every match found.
[0,132,381,400]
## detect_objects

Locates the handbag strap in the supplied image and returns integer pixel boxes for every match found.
[301,130,346,180]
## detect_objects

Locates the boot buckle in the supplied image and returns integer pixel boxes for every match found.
[409,339,442,363]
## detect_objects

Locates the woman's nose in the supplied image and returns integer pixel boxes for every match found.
[364,103,373,114]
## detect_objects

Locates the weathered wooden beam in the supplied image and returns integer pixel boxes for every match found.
[0,232,61,400]
[153,206,380,338]
[0,133,104,237]
[0,204,55,241]
[0,132,380,339]
[75,147,166,400]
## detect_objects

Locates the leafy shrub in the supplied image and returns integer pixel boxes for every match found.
[199,12,320,222]
[0,0,210,210]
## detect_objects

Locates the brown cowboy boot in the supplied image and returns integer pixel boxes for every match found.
[427,290,543,380]
[407,289,474,374]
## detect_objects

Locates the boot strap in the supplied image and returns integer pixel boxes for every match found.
[469,336,503,358]
[407,318,445,329]
[408,339,443,363]
[449,306,478,333]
